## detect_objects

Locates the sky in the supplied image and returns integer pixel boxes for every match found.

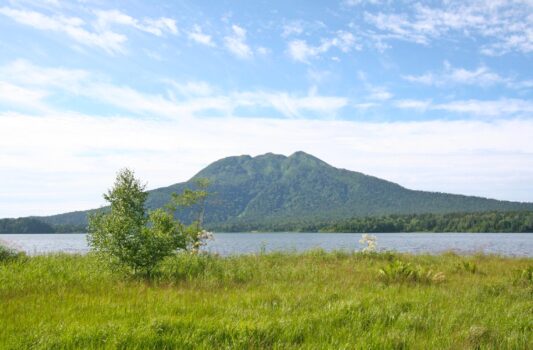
[0,0,532,218]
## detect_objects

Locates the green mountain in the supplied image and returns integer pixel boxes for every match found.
[37,151,533,229]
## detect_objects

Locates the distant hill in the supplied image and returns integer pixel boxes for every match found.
[0,218,55,234]
[34,151,533,231]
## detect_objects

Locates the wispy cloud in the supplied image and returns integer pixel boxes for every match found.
[287,30,359,62]
[94,9,177,36]
[233,91,348,118]
[403,62,509,87]
[343,0,384,6]
[402,61,533,91]
[0,81,50,112]
[364,1,533,55]
[282,21,304,37]
[367,86,393,101]
[396,98,533,117]
[0,60,348,119]
[165,80,214,97]
[188,24,215,46]
[0,6,177,54]
[224,24,253,59]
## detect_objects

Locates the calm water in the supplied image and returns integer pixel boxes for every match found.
[1,232,532,257]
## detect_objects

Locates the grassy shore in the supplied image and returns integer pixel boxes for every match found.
[0,250,531,349]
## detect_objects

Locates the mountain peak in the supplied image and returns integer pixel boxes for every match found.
[289,151,311,158]
[287,151,330,167]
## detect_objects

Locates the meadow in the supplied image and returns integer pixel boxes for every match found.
[0,248,531,349]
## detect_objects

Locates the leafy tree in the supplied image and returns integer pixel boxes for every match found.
[88,169,209,276]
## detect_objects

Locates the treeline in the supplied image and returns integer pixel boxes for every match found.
[0,218,86,234]
[0,218,54,233]
[322,211,533,233]
[3,211,533,233]
[212,211,533,233]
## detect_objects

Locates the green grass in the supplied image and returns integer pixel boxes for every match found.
[0,250,531,349]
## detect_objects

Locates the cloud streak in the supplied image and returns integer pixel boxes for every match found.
[396,98,533,117]
[287,31,359,62]
[0,6,177,54]
[224,24,253,59]
[0,60,348,119]
[364,1,533,55]
[188,24,215,46]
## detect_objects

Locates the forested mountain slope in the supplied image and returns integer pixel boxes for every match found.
[36,151,533,229]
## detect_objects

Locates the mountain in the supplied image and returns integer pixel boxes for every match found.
[37,151,533,229]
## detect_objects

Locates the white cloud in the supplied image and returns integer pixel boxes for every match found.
[0,6,177,54]
[434,99,533,117]
[0,60,348,119]
[402,73,435,85]
[403,62,510,87]
[364,1,533,55]
[397,98,533,117]
[395,99,431,111]
[282,21,304,37]
[2,113,533,217]
[224,24,253,59]
[165,80,214,97]
[287,40,316,62]
[256,46,270,55]
[7,60,531,121]
[367,86,393,101]
[364,12,429,44]
[0,59,89,90]
[0,81,49,111]
[352,102,377,109]
[233,91,348,118]
[287,30,359,62]
[0,6,127,54]
[188,24,214,46]
[94,9,178,36]
[344,0,384,6]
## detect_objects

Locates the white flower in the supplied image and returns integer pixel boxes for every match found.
[359,233,377,253]
[190,230,215,254]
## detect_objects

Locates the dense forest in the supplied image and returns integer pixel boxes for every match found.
[212,211,533,233]
[2,211,532,233]
[0,218,85,234]
[0,218,55,233]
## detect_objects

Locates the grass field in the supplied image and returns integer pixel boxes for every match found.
[0,249,532,349]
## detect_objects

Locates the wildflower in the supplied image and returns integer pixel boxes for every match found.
[191,230,214,254]
[359,233,377,253]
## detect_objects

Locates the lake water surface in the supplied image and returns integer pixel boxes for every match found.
[1,232,532,257]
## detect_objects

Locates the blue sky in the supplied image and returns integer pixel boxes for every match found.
[0,0,532,217]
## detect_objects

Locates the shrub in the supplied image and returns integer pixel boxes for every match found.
[0,243,24,262]
[88,169,210,276]
[379,260,445,285]
[455,260,478,274]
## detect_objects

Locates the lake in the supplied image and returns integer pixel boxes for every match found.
[1,232,532,257]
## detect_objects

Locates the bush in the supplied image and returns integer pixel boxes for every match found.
[379,260,445,285]
[455,260,478,274]
[87,169,210,276]
[0,243,24,262]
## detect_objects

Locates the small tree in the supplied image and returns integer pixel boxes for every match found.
[88,169,209,276]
